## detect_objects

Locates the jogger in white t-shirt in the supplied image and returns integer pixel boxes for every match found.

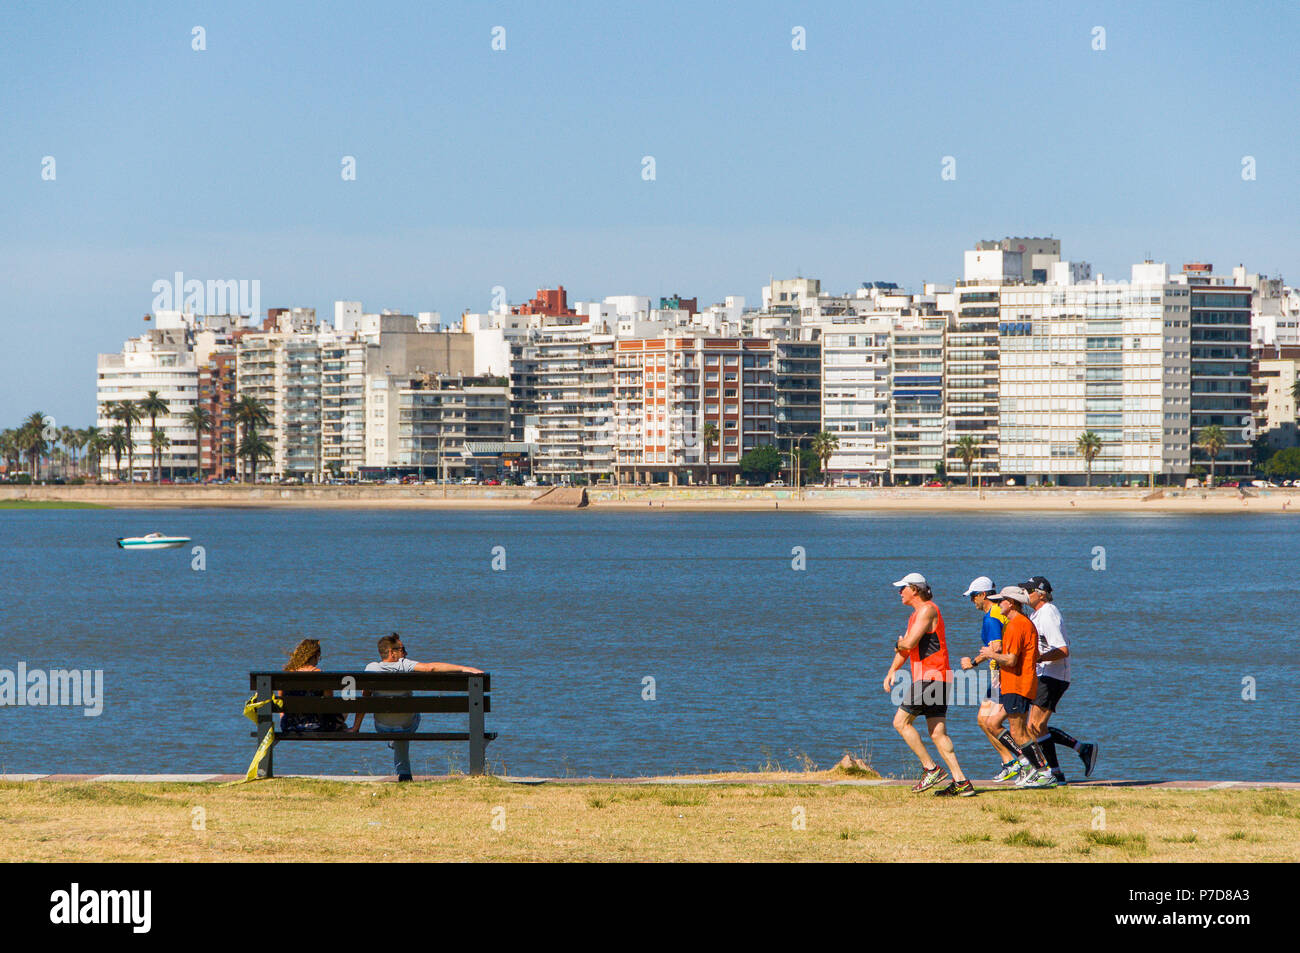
[1022,576,1098,782]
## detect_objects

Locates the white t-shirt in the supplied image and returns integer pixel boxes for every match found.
[1030,602,1071,683]
[365,658,419,729]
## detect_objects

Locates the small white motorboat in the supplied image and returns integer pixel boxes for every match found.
[117,532,191,550]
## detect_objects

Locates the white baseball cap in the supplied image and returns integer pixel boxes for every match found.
[892,572,928,588]
[996,585,1030,604]
[963,576,995,597]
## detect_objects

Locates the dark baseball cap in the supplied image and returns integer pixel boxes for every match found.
[1021,575,1053,594]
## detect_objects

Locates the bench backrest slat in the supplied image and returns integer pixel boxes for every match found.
[249,671,491,693]
[278,696,490,714]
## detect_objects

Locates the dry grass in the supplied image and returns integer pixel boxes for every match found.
[1,778,1297,862]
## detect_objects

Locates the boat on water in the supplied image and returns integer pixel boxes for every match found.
[116,533,191,550]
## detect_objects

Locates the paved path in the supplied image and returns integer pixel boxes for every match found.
[2,774,1297,790]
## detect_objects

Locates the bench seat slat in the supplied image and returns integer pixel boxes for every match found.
[278,696,489,714]
[255,731,499,742]
[250,671,490,693]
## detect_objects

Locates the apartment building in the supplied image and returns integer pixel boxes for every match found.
[197,350,236,478]
[772,336,822,444]
[946,285,1003,483]
[320,336,367,477]
[889,315,947,484]
[996,263,1183,485]
[1254,347,1300,449]
[392,375,511,480]
[818,319,893,484]
[1180,267,1255,478]
[532,329,616,481]
[95,327,199,479]
[615,336,775,484]
[235,327,323,480]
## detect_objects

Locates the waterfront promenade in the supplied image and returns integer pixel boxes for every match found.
[3,483,1296,513]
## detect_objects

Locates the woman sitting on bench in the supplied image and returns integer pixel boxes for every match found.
[279,639,348,733]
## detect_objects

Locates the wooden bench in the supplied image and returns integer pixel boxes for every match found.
[248,671,496,777]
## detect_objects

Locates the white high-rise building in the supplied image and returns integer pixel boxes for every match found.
[319,333,367,477]
[889,315,948,483]
[533,328,616,480]
[235,327,323,480]
[995,262,1191,485]
[95,327,199,480]
[819,318,893,484]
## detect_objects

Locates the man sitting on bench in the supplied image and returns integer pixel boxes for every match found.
[357,633,483,781]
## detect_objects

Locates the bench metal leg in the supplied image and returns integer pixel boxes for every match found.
[256,675,275,779]
[467,675,486,775]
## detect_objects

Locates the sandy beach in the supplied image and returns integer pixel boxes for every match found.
[2,484,1296,514]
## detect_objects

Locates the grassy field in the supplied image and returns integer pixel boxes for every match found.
[3,776,1297,861]
[0,499,106,509]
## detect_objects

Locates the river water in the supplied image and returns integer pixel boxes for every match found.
[1,507,1294,780]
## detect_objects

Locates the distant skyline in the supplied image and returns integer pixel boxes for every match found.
[4,0,1298,422]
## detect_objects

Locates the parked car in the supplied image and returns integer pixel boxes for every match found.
[461,476,477,485]
[1219,480,1240,488]
[483,478,500,486]
[765,480,787,487]
[924,480,944,487]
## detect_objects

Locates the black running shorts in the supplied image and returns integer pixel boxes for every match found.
[1000,691,1032,716]
[901,679,952,718]
[1033,676,1070,712]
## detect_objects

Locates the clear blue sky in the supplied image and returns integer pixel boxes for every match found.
[3,0,1297,424]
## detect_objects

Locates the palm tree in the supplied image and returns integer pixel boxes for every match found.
[181,405,213,480]
[233,395,271,483]
[0,429,17,477]
[150,429,172,481]
[44,422,64,478]
[59,426,73,477]
[12,425,32,480]
[810,430,839,486]
[84,427,108,481]
[107,426,129,481]
[110,400,143,483]
[954,435,979,487]
[701,422,720,486]
[1076,430,1103,487]
[19,412,49,480]
[139,390,170,484]
[1196,425,1228,487]
[238,431,273,484]
[63,426,84,478]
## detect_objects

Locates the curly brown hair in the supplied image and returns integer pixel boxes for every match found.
[284,638,322,671]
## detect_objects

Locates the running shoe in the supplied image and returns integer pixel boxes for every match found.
[1050,769,1067,785]
[992,761,1021,782]
[911,765,949,793]
[935,779,977,797]
[1015,768,1055,788]
[1079,742,1099,778]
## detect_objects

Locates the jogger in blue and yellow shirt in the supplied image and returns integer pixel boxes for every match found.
[958,576,1017,779]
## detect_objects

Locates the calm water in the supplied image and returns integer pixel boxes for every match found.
[0,507,1295,780]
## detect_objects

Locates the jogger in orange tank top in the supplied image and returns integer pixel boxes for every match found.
[883,572,974,797]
